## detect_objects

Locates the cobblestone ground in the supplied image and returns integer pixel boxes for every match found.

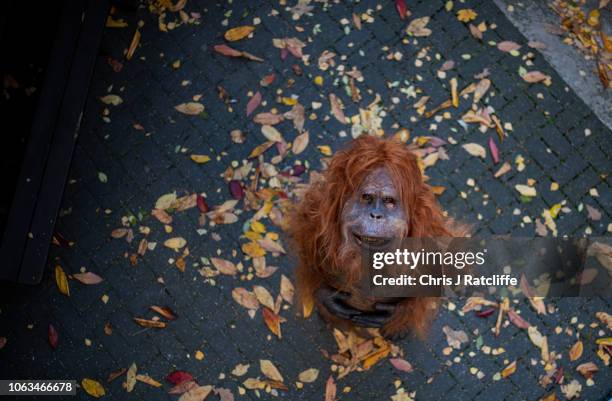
[1,1,611,400]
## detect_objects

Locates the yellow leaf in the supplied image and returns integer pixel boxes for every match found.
[501,360,517,378]
[281,97,297,106]
[251,220,266,233]
[244,231,262,241]
[515,184,536,197]
[569,340,583,361]
[457,8,477,22]
[362,346,390,369]
[55,265,70,296]
[242,241,266,258]
[82,378,105,398]
[224,25,255,42]
[318,145,332,156]
[195,350,205,360]
[314,76,323,85]
[451,77,459,107]
[595,337,612,346]
[190,154,211,164]
[549,203,561,219]
[126,363,137,392]
[248,141,274,158]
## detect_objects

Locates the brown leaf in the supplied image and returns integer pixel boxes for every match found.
[211,257,238,275]
[260,73,275,87]
[389,357,413,373]
[151,209,173,224]
[507,309,531,329]
[576,362,598,379]
[73,272,104,285]
[55,265,70,296]
[325,376,336,401]
[150,306,177,320]
[522,71,551,83]
[283,103,305,132]
[133,318,166,329]
[178,385,213,401]
[246,91,262,116]
[262,307,281,338]
[494,161,511,178]
[168,380,198,395]
[329,93,347,124]
[352,13,362,30]
[214,44,263,62]
[136,374,162,387]
[586,204,602,221]
[501,360,517,378]
[232,288,259,310]
[497,41,521,52]
[253,285,275,310]
[469,24,482,40]
[126,29,140,61]
[175,102,205,115]
[107,368,127,383]
[253,112,284,125]
[569,340,583,361]
[111,228,129,238]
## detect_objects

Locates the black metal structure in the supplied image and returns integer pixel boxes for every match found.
[0,0,109,284]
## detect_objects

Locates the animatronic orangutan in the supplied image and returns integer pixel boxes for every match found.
[289,135,464,339]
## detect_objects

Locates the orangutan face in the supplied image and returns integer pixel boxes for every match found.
[341,168,408,249]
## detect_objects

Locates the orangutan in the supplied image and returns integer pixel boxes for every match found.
[288,135,465,339]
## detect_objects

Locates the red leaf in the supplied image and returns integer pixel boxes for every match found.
[196,195,209,213]
[246,91,262,116]
[229,180,244,200]
[488,137,500,164]
[48,324,58,349]
[395,0,409,19]
[260,73,275,87]
[166,370,194,385]
[476,308,496,318]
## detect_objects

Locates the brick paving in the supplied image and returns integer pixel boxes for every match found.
[0,1,611,400]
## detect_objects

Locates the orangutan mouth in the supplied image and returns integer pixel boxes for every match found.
[352,232,392,248]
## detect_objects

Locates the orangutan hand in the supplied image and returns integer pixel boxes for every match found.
[315,285,397,328]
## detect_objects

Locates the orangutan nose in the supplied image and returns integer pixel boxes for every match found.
[369,211,383,219]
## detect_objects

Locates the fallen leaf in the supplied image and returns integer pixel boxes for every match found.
[178,385,213,401]
[253,112,284,125]
[469,24,482,40]
[389,357,413,373]
[48,324,58,349]
[73,272,103,285]
[166,371,194,385]
[325,376,336,401]
[318,145,332,156]
[224,26,255,42]
[329,94,347,124]
[406,16,431,37]
[214,387,234,401]
[55,265,70,296]
[246,91,262,116]
[462,143,486,158]
[136,374,162,387]
[497,41,521,52]
[501,360,517,378]
[150,306,177,320]
[280,275,294,305]
[253,285,275,310]
[443,325,468,349]
[126,363,137,392]
[261,125,284,142]
[232,288,259,309]
[82,378,105,398]
[260,359,283,382]
[527,326,549,361]
[395,0,409,19]
[507,309,530,329]
[164,237,187,250]
[457,8,477,22]
[560,379,581,400]
[175,102,205,115]
[262,307,281,338]
[133,318,166,329]
[211,257,238,275]
[232,364,250,377]
[292,131,309,154]
[298,368,319,383]
[191,155,211,164]
[576,362,598,379]
[522,71,551,84]
[515,184,536,197]
[586,204,602,221]
[126,29,140,60]
[494,161,511,178]
[100,94,123,106]
[488,137,500,164]
[569,340,583,361]
[213,44,263,62]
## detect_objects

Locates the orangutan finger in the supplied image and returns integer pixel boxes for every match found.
[323,298,360,319]
[373,302,397,312]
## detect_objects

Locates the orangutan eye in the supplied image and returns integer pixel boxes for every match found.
[383,196,396,207]
[361,193,374,204]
